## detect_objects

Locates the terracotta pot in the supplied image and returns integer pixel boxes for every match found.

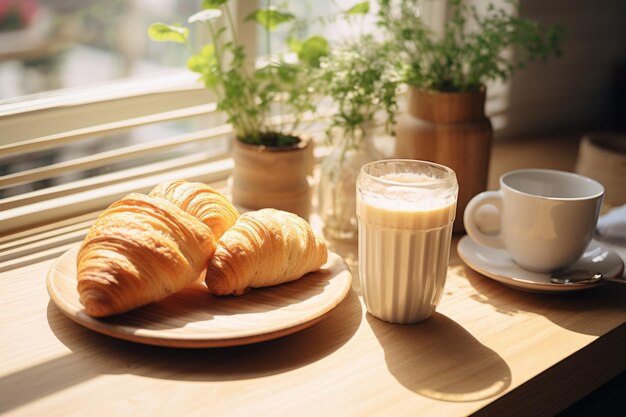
[395,87,493,233]
[231,136,314,220]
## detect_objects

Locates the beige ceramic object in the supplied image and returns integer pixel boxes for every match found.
[396,87,493,233]
[576,132,626,209]
[231,136,314,220]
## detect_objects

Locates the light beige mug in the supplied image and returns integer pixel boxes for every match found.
[464,169,604,272]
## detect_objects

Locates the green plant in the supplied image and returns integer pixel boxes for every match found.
[318,35,400,148]
[378,0,565,92]
[148,0,328,147]
[313,2,399,149]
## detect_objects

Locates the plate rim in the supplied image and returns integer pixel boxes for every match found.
[46,246,352,348]
[457,235,623,292]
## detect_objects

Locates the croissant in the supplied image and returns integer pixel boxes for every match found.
[205,208,328,295]
[149,180,239,239]
[77,193,216,317]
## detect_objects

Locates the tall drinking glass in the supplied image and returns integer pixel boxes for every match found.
[357,160,458,323]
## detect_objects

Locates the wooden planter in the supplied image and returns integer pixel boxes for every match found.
[576,132,626,208]
[231,136,314,220]
[396,87,493,233]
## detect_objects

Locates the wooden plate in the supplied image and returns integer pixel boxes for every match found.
[46,247,352,348]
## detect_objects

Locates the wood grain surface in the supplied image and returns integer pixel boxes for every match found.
[46,247,352,348]
[2,134,626,417]
[2,234,625,417]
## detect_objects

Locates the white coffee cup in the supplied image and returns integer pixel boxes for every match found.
[464,169,604,272]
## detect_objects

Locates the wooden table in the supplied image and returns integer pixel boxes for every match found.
[1,134,625,417]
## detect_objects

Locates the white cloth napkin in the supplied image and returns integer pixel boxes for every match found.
[596,204,626,243]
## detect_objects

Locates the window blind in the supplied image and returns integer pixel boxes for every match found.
[0,77,335,270]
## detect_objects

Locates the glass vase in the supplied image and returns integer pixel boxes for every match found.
[318,129,381,241]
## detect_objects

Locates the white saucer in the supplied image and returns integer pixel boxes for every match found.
[457,236,625,292]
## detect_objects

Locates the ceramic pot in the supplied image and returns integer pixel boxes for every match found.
[231,136,313,220]
[395,87,493,233]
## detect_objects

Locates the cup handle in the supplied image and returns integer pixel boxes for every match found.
[463,191,505,249]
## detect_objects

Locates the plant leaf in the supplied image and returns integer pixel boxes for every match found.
[148,23,189,43]
[254,65,273,80]
[186,45,217,72]
[201,71,221,88]
[277,63,298,83]
[216,26,227,40]
[188,9,222,24]
[298,35,329,67]
[287,36,303,54]
[200,44,217,59]
[202,0,228,9]
[186,55,205,73]
[245,8,295,32]
[347,1,369,15]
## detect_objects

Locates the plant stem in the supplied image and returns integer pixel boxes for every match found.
[206,21,223,77]
[266,0,272,63]
[224,4,239,46]
[264,0,281,134]
[215,6,258,140]
[207,18,247,134]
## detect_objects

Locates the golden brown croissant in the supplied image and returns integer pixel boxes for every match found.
[77,193,216,317]
[149,180,239,239]
[205,208,328,295]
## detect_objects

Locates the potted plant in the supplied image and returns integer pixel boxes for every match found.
[148,0,329,220]
[316,33,400,240]
[378,0,564,232]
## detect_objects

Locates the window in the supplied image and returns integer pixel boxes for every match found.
[0,1,244,234]
[0,1,444,235]
[0,1,366,235]
[0,0,198,99]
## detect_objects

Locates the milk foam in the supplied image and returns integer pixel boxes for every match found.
[357,173,457,230]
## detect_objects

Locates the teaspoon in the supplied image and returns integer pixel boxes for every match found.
[550,269,626,285]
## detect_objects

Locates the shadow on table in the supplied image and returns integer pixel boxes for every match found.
[453,254,626,336]
[368,312,512,402]
[325,237,360,295]
[0,290,362,414]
